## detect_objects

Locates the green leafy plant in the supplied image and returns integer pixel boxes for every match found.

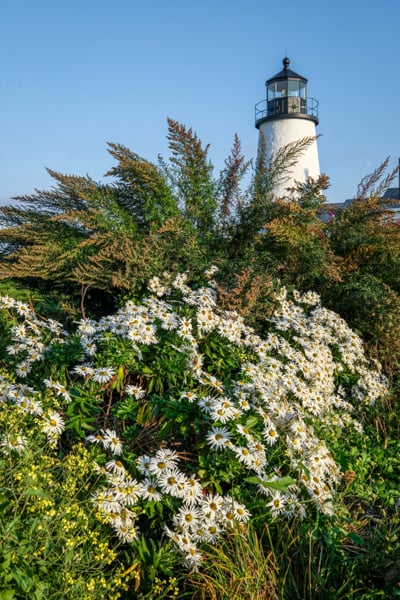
[186,523,280,600]
[0,269,391,599]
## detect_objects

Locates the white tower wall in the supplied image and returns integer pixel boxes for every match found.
[259,117,320,198]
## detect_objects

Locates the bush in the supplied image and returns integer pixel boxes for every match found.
[0,269,390,597]
[323,272,400,376]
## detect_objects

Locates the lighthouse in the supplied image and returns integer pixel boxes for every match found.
[255,57,320,197]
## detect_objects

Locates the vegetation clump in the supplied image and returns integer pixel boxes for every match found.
[0,122,399,598]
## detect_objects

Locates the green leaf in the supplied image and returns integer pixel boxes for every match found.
[347,532,365,546]
[244,475,296,492]
[21,488,48,498]
[141,367,154,375]
[137,536,151,562]
[244,416,259,429]
[0,590,16,600]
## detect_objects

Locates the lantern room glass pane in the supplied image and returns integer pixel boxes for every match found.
[267,82,276,100]
[268,79,307,100]
[277,81,287,97]
[288,80,300,96]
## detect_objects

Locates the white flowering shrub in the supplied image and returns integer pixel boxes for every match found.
[0,269,388,572]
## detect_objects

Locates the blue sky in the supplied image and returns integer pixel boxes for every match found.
[1,0,399,204]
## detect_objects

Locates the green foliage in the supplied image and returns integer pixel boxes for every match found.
[0,172,138,306]
[1,119,400,599]
[186,523,280,600]
[0,429,130,599]
[0,122,250,314]
[105,142,179,230]
[217,133,251,223]
[260,176,340,291]
[163,118,217,234]
[1,271,396,599]
[323,272,400,374]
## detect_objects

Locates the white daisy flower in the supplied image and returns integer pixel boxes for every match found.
[102,429,123,455]
[105,459,127,476]
[181,476,203,505]
[42,411,65,437]
[200,493,225,521]
[172,272,189,290]
[136,455,152,475]
[210,401,236,424]
[16,361,31,378]
[92,367,115,384]
[86,431,107,446]
[174,505,202,529]
[16,301,31,316]
[197,396,214,414]
[12,324,27,339]
[53,382,72,403]
[0,295,16,308]
[45,318,64,334]
[262,420,279,446]
[114,522,138,543]
[0,431,28,454]
[6,344,24,355]
[141,478,162,502]
[125,384,146,399]
[205,426,232,450]
[113,478,141,505]
[148,448,179,476]
[202,522,222,543]
[229,500,251,523]
[72,364,95,378]
[27,348,43,362]
[93,491,121,514]
[80,337,97,356]
[19,398,43,416]
[180,391,197,403]
[77,318,98,335]
[267,491,287,517]
[183,546,203,570]
[158,467,187,498]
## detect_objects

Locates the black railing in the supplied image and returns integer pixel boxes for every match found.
[255,96,319,126]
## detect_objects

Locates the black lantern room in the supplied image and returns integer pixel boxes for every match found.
[255,57,319,128]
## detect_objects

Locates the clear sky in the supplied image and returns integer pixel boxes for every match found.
[1,0,399,204]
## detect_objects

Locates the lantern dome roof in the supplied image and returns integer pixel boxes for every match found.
[266,57,307,84]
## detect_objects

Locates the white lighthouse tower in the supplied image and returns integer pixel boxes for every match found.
[255,57,320,197]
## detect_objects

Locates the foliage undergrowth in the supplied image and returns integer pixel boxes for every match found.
[0,122,400,598]
[0,269,398,598]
